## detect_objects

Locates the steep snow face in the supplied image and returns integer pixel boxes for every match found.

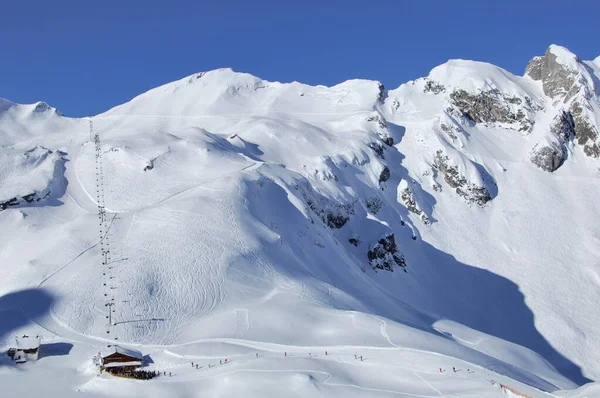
[1,46,600,396]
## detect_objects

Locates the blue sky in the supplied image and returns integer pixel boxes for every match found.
[1,0,598,117]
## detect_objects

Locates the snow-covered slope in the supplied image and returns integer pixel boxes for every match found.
[1,45,599,397]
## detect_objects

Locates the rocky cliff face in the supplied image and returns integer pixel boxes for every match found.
[449,89,535,132]
[526,45,600,160]
[433,150,492,206]
[367,234,407,272]
[530,111,575,172]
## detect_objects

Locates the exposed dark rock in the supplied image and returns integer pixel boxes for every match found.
[400,185,430,225]
[144,160,155,171]
[0,191,51,211]
[0,197,19,210]
[571,102,600,157]
[367,114,393,146]
[369,142,385,159]
[530,111,575,171]
[367,234,407,272]
[440,123,458,140]
[379,166,390,183]
[449,89,534,132]
[433,150,492,206]
[381,136,394,146]
[305,198,353,229]
[377,82,386,102]
[365,197,383,215]
[423,79,446,94]
[525,50,579,101]
[349,238,359,247]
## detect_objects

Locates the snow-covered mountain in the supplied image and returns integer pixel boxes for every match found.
[1,45,599,397]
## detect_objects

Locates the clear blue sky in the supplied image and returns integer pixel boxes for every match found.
[1,0,598,117]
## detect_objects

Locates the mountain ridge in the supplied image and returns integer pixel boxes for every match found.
[0,44,599,396]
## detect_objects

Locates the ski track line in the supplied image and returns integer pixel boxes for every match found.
[154,366,435,397]
[113,159,262,213]
[158,336,557,392]
[235,309,250,339]
[413,372,446,397]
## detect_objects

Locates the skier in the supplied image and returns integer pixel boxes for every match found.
[439,368,442,373]
[453,366,456,373]
[220,360,222,365]
[191,362,194,367]
[325,350,328,356]
[360,356,363,361]
[285,352,287,356]
[354,354,357,359]
[196,364,198,369]
[256,353,259,358]
[169,372,172,377]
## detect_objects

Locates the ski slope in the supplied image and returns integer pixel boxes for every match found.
[1,45,599,397]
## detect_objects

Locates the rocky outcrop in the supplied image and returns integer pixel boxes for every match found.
[530,111,575,171]
[449,89,534,132]
[0,191,51,210]
[367,234,407,272]
[365,197,383,215]
[293,180,355,229]
[377,82,386,102]
[525,48,580,101]
[367,114,393,146]
[306,198,353,229]
[433,150,492,206]
[440,123,459,141]
[369,142,385,159]
[0,147,65,211]
[378,166,390,183]
[527,46,600,158]
[571,102,600,157]
[399,182,430,225]
[423,79,446,94]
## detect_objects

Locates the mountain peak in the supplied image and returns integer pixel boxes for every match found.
[547,44,580,69]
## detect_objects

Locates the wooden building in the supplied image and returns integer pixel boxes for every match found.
[100,346,143,372]
[8,335,41,363]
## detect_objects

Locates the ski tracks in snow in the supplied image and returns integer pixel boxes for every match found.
[235,309,250,338]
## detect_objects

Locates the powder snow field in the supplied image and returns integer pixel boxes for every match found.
[1,46,600,396]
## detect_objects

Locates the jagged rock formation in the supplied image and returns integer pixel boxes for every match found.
[367,234,407,272]
[526,45,600,158]
[365,197,383,215]
[571,102,600,157]
[433,150,492,206]
[449,89,534,132]
[379,166,390,183]
[423,79,446,94]
[399,181,430,225]
[530,111,575,172]
[367,113,393,146]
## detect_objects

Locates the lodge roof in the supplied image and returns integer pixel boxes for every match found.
[101,345,143,360]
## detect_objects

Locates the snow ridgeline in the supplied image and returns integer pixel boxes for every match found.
[1,44,600,396]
